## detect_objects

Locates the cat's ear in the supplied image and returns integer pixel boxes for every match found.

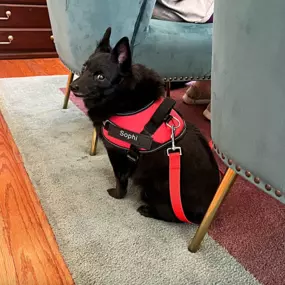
[111,37,132,73]
[95,27,112,53]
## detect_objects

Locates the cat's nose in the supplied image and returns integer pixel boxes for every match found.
[70,84,79,92]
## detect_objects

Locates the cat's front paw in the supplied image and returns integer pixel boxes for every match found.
[137,205,154,218]
[107,188,125,199]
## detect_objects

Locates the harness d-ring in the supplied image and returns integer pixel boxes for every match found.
[166,115,180,130]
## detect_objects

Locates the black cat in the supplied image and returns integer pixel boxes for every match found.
[70,28,220,224]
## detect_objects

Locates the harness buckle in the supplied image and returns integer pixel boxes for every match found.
[127,146,140,163]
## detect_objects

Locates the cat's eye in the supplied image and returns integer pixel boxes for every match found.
[96,74,105,80]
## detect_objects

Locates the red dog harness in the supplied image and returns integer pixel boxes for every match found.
[102,97,191,223]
